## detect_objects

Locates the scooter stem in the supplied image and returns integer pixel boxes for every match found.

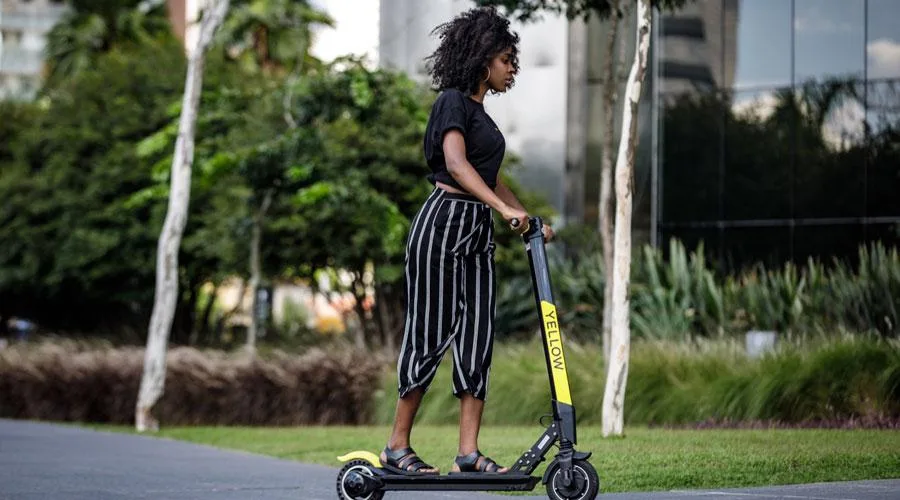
[520,216,577,446]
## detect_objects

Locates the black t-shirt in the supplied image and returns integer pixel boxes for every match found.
[423,88,506,190]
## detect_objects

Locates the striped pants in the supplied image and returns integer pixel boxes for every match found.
[397,188,497,401]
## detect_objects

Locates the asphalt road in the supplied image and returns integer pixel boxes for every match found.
[1,419,897,500]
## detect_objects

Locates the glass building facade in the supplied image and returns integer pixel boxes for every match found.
[643,0,900,269]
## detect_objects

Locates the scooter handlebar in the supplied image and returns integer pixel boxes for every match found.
[509,216,542,237]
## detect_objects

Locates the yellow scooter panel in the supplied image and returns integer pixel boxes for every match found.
[337,451,382,467]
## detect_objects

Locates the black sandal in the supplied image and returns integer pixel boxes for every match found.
[451,450,509,474]
[380,446,438,476]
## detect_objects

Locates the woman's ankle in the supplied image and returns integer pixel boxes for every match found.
[457,445,478,456]
[387,440,410,451]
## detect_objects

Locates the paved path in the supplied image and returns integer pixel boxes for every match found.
[0,419,897,500]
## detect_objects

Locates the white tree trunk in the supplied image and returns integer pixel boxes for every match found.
[135,0,230,433]
[602,0,652,438]
[247,224,261,352]
[247,188,274,353]
[600,0,622,368]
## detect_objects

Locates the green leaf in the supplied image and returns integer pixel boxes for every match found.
[122,184,168,210]
[135,123,176,158]
[294,181,335,206]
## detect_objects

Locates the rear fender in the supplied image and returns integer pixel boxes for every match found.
[337,451,382,468]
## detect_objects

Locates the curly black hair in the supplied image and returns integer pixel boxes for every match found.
[424,7,520,96]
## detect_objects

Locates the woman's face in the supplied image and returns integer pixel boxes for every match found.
[485,48,517,93]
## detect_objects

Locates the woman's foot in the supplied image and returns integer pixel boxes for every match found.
[380,446,439,475]
[450,450,510,474]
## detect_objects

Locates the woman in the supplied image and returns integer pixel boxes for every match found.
[381,6,554,476]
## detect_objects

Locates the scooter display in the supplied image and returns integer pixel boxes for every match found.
[335,216,600,500]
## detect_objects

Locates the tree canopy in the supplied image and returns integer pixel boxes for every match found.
[474,0,687,21]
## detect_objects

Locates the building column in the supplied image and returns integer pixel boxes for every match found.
[563,19,589,227]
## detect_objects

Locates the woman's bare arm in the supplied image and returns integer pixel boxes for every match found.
[495,177,526,212]
[443,130,526,223]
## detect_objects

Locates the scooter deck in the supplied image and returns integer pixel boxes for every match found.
[377,471,541,491]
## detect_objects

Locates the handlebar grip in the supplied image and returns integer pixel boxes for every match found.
[509,217,530,234]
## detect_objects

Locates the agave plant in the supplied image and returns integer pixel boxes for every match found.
[739,262,806,334]
[494,275,539,340]
[550,249,605,341]
[838,243,900,336]
[631,240,727,340]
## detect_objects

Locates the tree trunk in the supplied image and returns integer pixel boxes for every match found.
[135,0,230,433]
[376,293,395,354]
[247,188,274,353]
[172,281,199,345]
[246,229,260,352]
[600,0,623,368]
[282,37,309,129]
[375,282,402,355]
[602,0,652,438]
[350,273,368,349]
[192,281,219,345]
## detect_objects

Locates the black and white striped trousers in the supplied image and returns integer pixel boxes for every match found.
[397,187,497,401]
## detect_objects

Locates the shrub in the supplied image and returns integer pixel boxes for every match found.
[375,337,900,427]
[497,238,900,341]
[0,339,385,425]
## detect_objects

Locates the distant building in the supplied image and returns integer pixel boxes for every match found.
[658,0,738,94]
[0,0,67,99]
[0,0,207,99]
[380,0,900,268]
[655,0,900,267]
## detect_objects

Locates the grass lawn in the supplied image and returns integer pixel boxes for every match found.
[106,424,900,493]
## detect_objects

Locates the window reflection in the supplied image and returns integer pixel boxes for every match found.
[659,0,737,93]
[725,88,793,220]
[660,91,724,223]
[660,228,723,269]
[794,0,865,84]
[654,0,899,268]
[866,80,900,134]
[865,223,900,255]
[795,82,866,219]
[793,225,865,263]
[730,0,792,90]
[866,82,900,218]
[867,0,900,79]
[721,227,791,269]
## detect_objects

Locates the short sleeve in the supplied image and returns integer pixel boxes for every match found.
[430,90,468,146]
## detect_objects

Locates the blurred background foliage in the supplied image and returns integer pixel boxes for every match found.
[0,0,898,353]
[374,335,900,427]
[1,0,898,429]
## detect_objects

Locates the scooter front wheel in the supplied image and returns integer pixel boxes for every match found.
[545,459,600,500]
[336,460,384,500]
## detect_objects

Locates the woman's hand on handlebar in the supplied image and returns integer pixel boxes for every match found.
[542,223,555,243]
[502,208,554,242]
[502,207,529,233]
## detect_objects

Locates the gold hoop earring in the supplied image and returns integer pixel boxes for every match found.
[483,67,491,84]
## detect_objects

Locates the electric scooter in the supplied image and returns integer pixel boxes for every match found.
[335,216,600,500]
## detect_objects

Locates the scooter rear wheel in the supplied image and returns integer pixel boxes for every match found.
[545,459,600,500]
[336,460,384,500]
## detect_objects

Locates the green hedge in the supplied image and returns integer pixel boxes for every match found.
[496,240,900,341]
[5,337,897,428]
[0,340,384,425]
[374,337,900,427]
